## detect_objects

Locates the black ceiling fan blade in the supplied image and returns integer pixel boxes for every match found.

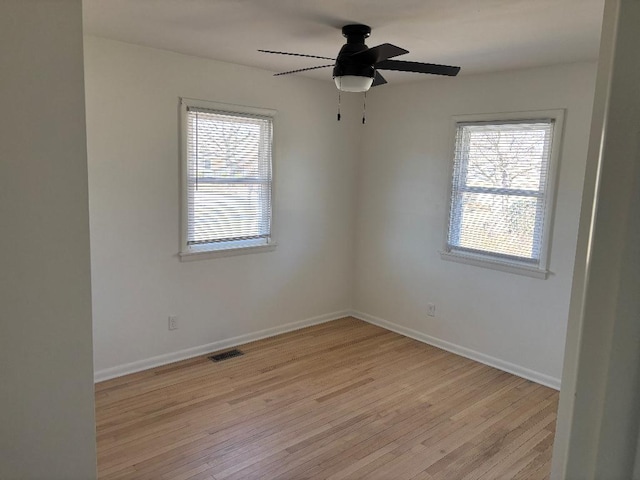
[273,64,334,76]
[371,71,388,87]
[376,59,461,76]
[348,43,409,64]
[258,49,335,61]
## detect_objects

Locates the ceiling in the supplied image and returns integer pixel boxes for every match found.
[83,0,605,86]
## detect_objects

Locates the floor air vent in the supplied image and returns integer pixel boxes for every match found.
[209,349,244,362]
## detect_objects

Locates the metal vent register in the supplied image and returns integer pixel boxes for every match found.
[209,349,244,362]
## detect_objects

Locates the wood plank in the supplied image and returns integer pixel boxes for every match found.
[96,317,558,479]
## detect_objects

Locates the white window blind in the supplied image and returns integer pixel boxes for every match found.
[184,105,273,254]
[446,119,556,268]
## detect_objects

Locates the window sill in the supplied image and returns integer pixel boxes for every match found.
[180,242,277,262]
[440,250,549,279]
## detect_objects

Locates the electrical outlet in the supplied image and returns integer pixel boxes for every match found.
[168,315,178,331]
[427,303,436,317]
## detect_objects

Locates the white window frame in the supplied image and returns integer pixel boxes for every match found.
[440,109,565,279]
[179,98,277,261]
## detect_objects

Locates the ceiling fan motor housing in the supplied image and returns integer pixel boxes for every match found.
[333,24,375,80]
[333,60,375,79]
[342,24,371,42]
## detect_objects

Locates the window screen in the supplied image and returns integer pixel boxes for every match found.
[185,106,273,252]
[447,120,555,266]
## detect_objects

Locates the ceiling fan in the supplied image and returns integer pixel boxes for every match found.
[259,24,461,93]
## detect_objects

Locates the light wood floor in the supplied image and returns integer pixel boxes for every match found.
[96,317,558,479]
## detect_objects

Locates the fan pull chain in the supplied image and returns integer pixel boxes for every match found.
[362,91,367,124]
[337,81,341,121]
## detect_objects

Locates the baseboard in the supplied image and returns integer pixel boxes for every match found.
[95,309,561,389]
[350,310,561,390]
[94,310,351,383]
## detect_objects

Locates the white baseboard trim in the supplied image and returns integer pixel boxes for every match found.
[94,310,351,383]
[350,310,561,391]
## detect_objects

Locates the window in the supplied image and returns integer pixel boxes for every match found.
[441,111,564,278]
[180,99,276,259]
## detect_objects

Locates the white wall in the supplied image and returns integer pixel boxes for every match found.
[86,35,599,387]
[0,1,97,478]
[554,0,640,477]
[353,62,598,385]
[85,37,360,375]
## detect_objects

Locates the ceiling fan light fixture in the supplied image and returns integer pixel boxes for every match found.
[334,75,374,92]
[262,23,460,95]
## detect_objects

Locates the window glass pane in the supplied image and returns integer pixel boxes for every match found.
[190,182,270,244]
[448,118,556,266]
[453,192,540,260]
[464,124,551,191]
[185,106,272,250]
[188,111,264,180]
